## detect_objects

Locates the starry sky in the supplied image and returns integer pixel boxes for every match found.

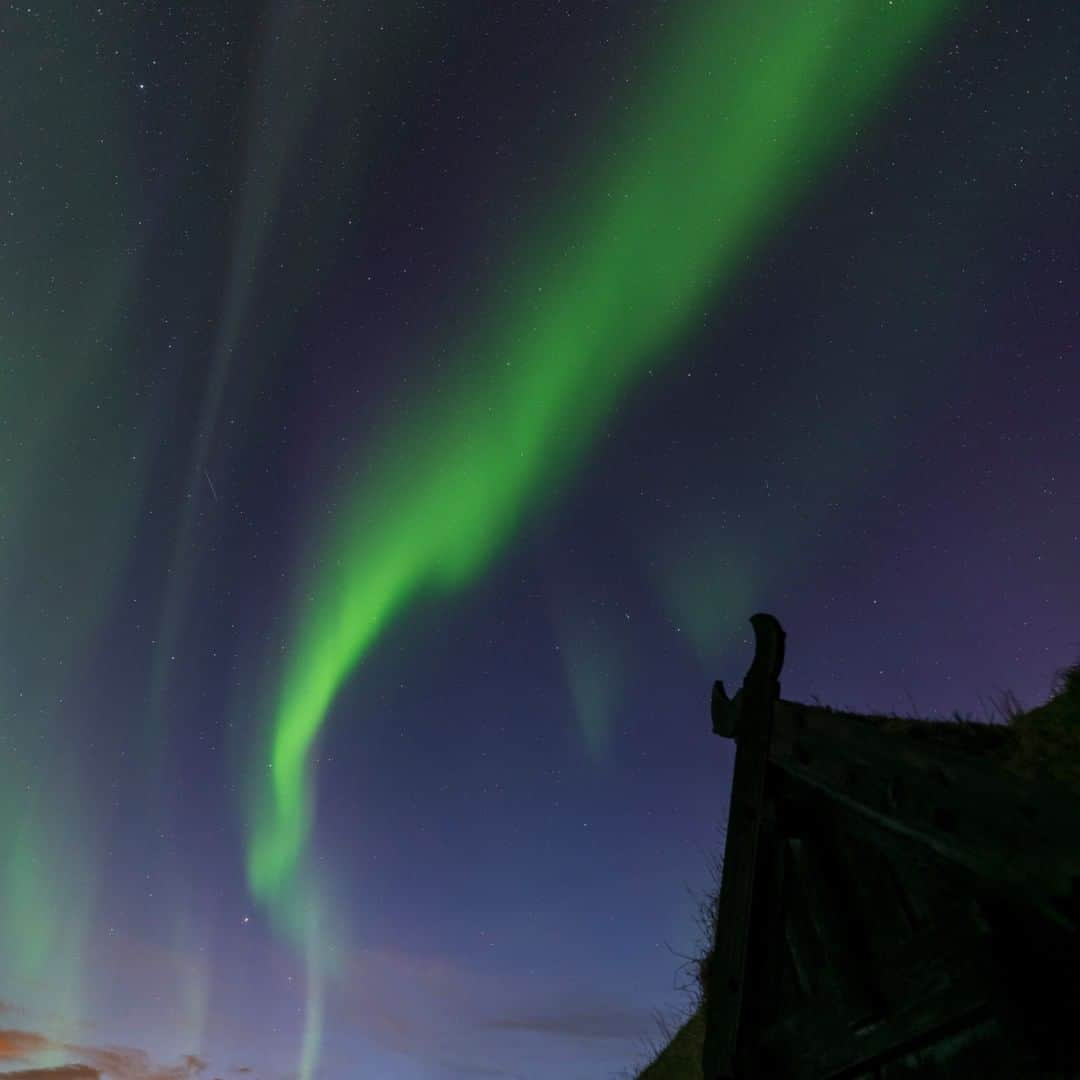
[1,2,1078,1078]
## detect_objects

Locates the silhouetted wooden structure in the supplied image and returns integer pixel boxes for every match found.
[700,614,1080,1079]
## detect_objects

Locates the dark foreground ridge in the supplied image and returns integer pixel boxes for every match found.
[628,614,1080,1080]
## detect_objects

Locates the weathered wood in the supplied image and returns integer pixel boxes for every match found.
[975,891,1080,1074]
[874,1015,1023,1079]
[766,700,1080,932]
[824,805,922,952]
[817,786,971,931]
[700,613,1080,1078]
[786,833,883,1023]
[729,801,786,1076]
[761,943,997,1079]
[781,835,830,1000]
[756,814,792,1027]
[701,613,785,1080]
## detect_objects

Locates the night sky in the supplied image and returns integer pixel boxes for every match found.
[2,2,1078,1078]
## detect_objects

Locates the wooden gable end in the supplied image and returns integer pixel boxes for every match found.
[701,615,1080,1080]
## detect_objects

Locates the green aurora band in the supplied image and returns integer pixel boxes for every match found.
[1,6,153,1038]
[248,0,958,908]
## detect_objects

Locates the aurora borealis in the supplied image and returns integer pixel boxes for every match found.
[2,3,1079,1079]
[248,0,954,913]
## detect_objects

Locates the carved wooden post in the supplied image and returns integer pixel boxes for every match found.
[701,613,786,1080]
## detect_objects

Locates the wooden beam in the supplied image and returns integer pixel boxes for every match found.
[762,700,1080,932]
[761,927,998,1079]
[701,613,786,1080]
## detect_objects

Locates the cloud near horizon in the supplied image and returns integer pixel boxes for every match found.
[0,1033,51,1061]
[0,1025,207,1080]
[0,1069,100,1079]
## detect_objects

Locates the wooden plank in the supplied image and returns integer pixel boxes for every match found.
[785,833,883,1024]
[700,614,1080,1077]
[875,1016,1023,1079]
[818,787,974,930]
[758,813,794,1022]
[870,913,991,1009]
[782,836,830,1000]
[761,943,995,1079]
[974,891,1080,1074]
[732,801,788,1075]
[766,778,1074,1075]
[824,805,921,952]
[701,614,785,1080]
[766,700,1080,931]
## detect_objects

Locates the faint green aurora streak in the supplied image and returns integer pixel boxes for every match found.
[248,0,958,905]
[0,6,153,1036]
[149,1,436,752]
[147,2,368,744]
